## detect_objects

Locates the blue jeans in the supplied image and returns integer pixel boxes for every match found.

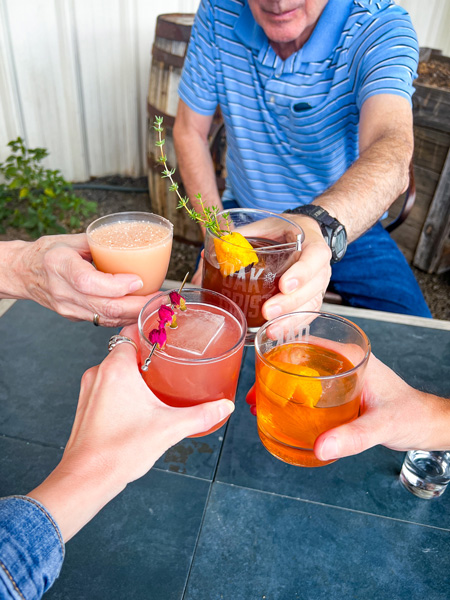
[329,222,431,317]
[218,200,431,318]
[0,496,64,599]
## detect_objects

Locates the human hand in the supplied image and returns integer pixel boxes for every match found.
[11,234,151,326]
[28,323,235,540]
[315,354,450,461]
[245,354,450,461]
[245,384,257,416]
[191,253,204,285]
[262,215,332,320]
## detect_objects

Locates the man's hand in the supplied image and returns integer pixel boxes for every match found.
[4,234,152,326]
[191,252,204,285]
[246,354,450,461]
[28,324,235,541]
[314,355,450,461]
[262,215,332,319]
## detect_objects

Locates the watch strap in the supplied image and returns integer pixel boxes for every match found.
[284,204,347,263]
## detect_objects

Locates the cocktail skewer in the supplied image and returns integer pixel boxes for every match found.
[141,272,190,371]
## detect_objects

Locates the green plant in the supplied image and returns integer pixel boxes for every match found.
[153,116,230,237]
[0,137,97,237]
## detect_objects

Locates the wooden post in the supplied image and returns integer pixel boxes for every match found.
[413,148,450,273]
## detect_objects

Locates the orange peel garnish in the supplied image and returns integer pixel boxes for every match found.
[213,232,258,276]
[261,360,322,408]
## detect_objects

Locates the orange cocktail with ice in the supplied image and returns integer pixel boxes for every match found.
[138,288,246,436]
[255,312,370,467]
[86,211,173,295]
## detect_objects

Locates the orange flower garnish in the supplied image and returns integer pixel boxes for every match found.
[214,232,258,277]
[154,117,258,277]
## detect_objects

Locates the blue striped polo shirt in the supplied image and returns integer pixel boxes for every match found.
[178,0,419,211]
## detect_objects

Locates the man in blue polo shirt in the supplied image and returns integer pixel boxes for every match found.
[173,0,431,318]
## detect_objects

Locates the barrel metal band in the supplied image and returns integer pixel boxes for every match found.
[152,45,186,70]
[155,15,194,43]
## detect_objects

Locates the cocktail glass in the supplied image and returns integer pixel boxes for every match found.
[138,288,246,437]
[86,211,173,295]
[255,311,370,467]
[202,208,304,344]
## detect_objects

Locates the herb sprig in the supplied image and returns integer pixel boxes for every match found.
[153,116,230,237]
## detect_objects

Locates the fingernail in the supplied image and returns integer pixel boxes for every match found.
[320,436,339,460]
[265,304,282,320]
[219,400,235,419]
[284,278,298,293]
[129,280,143,293]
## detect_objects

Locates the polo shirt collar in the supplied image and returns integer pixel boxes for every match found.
[234,0,354,62]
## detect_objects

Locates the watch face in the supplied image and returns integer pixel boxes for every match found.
[332,226,347,262]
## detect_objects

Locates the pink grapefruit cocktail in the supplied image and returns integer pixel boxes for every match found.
[138,289,246,436]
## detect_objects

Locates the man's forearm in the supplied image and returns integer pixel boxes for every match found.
[173,121,222,237]
[314,133,412,242]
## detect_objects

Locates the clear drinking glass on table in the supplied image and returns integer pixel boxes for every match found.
[202,208,304,344]
[254,311,371,467]
[400,450,450,499]
[86,211,173,295]
[138,288,247,437]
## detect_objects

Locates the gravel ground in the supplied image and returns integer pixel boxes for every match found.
[2,175,448,320]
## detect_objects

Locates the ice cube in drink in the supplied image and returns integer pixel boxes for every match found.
[165,309,225,356]
[139,290,247,436]
[256,341,360,467]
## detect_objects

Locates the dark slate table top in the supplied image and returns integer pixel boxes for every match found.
[1,300,449,600]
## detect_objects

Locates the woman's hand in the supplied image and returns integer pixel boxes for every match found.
[28,324,234,541]
[3,235,151,326]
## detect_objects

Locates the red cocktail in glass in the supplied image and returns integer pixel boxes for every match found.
[202,208,303,344]
[138,288,246,436]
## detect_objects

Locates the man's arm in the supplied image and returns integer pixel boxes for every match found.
[308,94,414,242]
[266,93,414,316]
[173,100,222,237]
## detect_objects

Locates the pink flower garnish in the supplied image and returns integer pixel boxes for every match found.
[147,289,186,352]
[158,304,175,327]
[169,291,187,311]
[149,325,167,349]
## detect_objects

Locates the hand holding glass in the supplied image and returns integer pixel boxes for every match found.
[138,289,246,436]
[86,211,173,295]
[202,208,303,343]
[255,312,370,467]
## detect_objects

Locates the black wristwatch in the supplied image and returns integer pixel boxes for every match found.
[284,205,347,263]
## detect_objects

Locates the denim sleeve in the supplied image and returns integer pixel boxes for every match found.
[0,496,65,600]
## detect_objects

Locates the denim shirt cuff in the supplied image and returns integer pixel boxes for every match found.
[0,495,65,600]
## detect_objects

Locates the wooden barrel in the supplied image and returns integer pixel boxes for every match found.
[147,14,226,244]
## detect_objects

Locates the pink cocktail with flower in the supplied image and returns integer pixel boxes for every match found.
[138,288,246,436]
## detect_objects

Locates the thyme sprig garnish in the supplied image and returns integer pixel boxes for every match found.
[153,116,231,237]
